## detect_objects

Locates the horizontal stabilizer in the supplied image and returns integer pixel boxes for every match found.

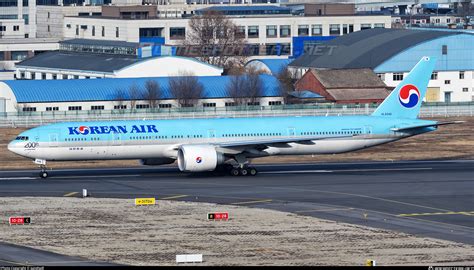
[391,121,465,132]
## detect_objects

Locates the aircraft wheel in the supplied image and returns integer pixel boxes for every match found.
[249,167,258,176]
[240,168,248,176]
[40,171,48,178]
[230,168,240,176]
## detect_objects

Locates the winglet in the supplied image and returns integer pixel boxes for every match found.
[372,56,437,119]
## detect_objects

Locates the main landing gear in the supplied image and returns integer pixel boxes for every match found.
[223,154,258,177]
[229,166,258,177]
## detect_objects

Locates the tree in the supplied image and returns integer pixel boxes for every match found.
[244,68,263,105]
[226,74,247,106]
[169,72,204,107]
[277,67,295,104]
[143,80,161,109]
[128,83,141,111]
[182,10,247,69]
[226,67,263,106]
[114,88,127,111]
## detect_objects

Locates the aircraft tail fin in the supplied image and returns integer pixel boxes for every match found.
[372,56,437,119]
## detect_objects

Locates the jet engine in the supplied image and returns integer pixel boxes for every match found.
[139,158,176,166]
[177,145,225,172]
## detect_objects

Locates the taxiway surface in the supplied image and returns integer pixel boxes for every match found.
[1,160,473,245]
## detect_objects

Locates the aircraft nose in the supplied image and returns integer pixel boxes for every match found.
[7,141,21,155]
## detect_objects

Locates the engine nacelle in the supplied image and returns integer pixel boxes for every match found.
[139,158,175,166]
[177,145,224,172]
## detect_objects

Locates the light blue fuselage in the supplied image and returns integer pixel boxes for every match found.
[8,115,437,161]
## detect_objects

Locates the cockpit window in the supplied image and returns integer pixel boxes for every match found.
[15,136,29,141]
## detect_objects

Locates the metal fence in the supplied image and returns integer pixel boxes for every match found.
[1,102,473,128]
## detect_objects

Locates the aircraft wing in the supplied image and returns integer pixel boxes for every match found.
[215,134,355,149]
[390,121,464,132]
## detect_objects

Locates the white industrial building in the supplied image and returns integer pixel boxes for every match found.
[290,28,474,103]
[62,6,391,51]
[14,39,223,80]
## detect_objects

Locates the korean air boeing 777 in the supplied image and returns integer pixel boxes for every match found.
[7,57,460,178]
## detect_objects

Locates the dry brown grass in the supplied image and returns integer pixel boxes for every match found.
[0,116,472,170]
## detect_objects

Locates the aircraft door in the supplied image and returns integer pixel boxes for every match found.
[287,127,296,137]
[207,130,216,141]
[364,125,373,135]
[112,132,121,146]
[49,132,59,147]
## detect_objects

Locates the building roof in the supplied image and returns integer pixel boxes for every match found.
[311,68,386,89]
[61,38,139,48]
[3,75,281,103]
[15,52,221,74]
[289,28,462,70]
[326,88,390,101]
[246,59,291,75]
[16,51,141,73]
[197,5,291,13]
[289,90,323,99]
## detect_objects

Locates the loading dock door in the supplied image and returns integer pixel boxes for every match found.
[426,87,440,102]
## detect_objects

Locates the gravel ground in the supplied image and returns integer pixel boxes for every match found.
[0,197,473,266]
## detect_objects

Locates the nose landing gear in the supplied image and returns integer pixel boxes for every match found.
[35,159,49,178]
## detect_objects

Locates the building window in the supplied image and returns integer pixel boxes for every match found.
[248,26,259,38]
[41,73,47,80]
[311,24,322,36]
[361,24,372,30]
[266,25,277,38]
[91,105,105,110]
[280,25,290,37]
[445,80,450,84]
[0,26,6,32]
[376,73,385,80]
[374,23,385,28]
[92,26,95,36]
[47,25,50,32]
[170,27,185,40]
[46,107,59,111]
[73,75,79,79]
[329,24,340,36]
[431,72,438,80]
[22,107,36,112]
[136,104,150,109]
[114,105,127,110]
[115,27,119,38]
[297,25,309,36]
[269,101,282,106]
[459,71,465,79]
[393,73,404,81]
[225,102,236,107]
[462,88,469,92]
[159,103,172,108]
[203,102,216,107]
[68,106,82,111]
[76,25,79,35]
[236,26,245,38]
[52,74,57,80]
[442,45,447,55]
[248,102,260,106]
[102,26,105,37]
[13,25,19,31]
[342,24,349,35]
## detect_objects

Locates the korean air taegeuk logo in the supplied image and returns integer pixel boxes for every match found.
[398,84,420,109]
